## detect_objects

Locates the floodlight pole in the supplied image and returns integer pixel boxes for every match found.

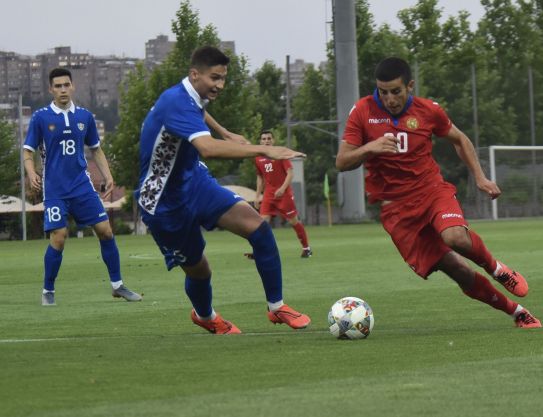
[333,0,365,221]
[285,55,292,148]
[471,64,480,152]
[18,94,27,241]
[414,60,420,96]
[528,66,538,212]
[471,64,483,217]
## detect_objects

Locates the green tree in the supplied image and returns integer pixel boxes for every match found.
[396,0,518,194]
[478,0,543,145]
[252,61,286,130]
[355,0,408,96]
[204,53,261,180]
[107,1,259,194]
[291,65,336,216]
[0,117,23,239]
[103,62,152,189]
[398,0,448,98]
[0,117,19,196]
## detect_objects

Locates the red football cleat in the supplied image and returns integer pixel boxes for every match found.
[514,309,541,328]
[493,262,528,297]
[190,309,242,334]
[267,304,311,329]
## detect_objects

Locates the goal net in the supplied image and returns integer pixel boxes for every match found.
[461,146,543,220]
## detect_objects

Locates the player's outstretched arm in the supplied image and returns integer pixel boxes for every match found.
[192,135,305,160]
[444,124,501,200]
[204,111,250,144]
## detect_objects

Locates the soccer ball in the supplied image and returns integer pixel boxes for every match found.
[328,297,374,339]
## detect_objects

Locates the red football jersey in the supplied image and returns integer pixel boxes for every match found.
[343,93,452,203]
[254,157,293,198]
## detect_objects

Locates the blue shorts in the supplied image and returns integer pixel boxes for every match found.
[43,192,109,232]
[141,178,243,269]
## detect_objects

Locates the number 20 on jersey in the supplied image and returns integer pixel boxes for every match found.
[384,132,408,153]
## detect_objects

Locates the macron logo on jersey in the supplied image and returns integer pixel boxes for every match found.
[442,213,463,219]
[368,118,391,124]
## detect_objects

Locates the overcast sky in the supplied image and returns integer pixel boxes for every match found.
[1,0,485,71]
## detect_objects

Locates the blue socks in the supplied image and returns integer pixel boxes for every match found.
[248,222,283,303]
[185,275,213,318]
[99,237,121,284]
[44,238,122,292]
[184,222,283,317]
[43,245,63,291]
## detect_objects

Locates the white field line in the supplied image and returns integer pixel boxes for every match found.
[0,330,329,343]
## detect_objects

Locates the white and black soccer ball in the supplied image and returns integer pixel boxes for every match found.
[328,296,374,340]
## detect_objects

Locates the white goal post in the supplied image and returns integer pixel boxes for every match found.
[489,145,543,220]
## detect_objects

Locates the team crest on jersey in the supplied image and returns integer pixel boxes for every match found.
[406,117,419,129]
[77,123,85,131]
[48,124,56,131]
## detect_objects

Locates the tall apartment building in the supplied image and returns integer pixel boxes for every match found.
[145,35,175,67]
[0,46,137,110]
[219,41,236,55]
[283,58,310,93]
[0,51,30,103]
[90,56,137,108]
[144,36,237,67]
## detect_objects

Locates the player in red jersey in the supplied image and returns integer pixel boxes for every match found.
[336,57,540,328]
[246,130,311,258]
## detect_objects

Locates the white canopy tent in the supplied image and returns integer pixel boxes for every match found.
[0,195,35,213]
[0,195,127,213]
[222,185,258,203]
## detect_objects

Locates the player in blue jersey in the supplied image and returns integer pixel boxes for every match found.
[136,46,311,334]
[24,68,142,306]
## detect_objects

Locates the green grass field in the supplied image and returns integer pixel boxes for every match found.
[1,219,542,417]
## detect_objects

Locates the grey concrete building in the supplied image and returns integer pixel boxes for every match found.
[145,35,175,67]
[0,46,137,110]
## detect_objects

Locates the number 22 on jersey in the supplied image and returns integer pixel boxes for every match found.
[384,132,408,153]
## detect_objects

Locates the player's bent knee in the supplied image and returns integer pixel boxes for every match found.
[286,215,299,225]
[93,220,114,240]
[182,257,211,279]
[50,228,68,248]
[441,227,470,250]
[437,251,472,278]
[219,201,266,238]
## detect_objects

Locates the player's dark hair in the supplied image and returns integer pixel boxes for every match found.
[374,57,412,85]
[48,67,72,85]
[190,46,230,69]
[260,129,273,138]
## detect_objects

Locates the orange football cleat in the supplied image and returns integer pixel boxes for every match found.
[267,304,311,329]
[514,309,541,328]
[190,309,242,334]
[493,262,528,297]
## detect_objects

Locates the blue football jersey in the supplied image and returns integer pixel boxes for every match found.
[137,77,212,215]
[24,102,100,200]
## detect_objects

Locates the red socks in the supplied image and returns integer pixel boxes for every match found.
[466,230,497,275]
[462,272,517,315]
[292,222,309,248]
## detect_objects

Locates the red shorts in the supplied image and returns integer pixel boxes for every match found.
[260,193,298,219]
[380,182,468,278]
